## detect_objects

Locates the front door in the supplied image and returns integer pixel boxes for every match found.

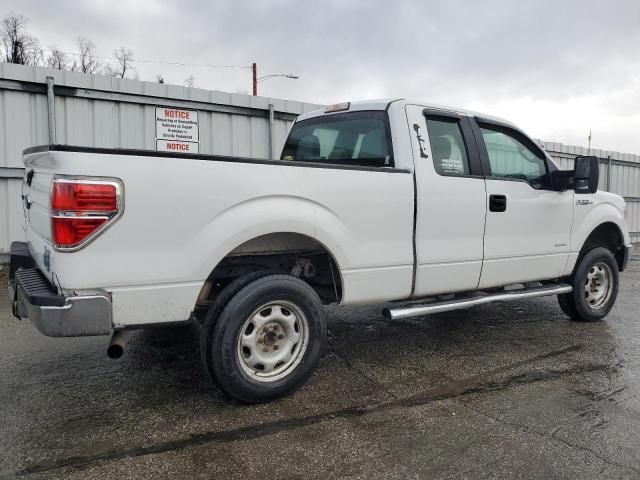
[474,119,574,288]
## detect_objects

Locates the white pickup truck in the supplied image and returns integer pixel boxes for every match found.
[8,99,632,403]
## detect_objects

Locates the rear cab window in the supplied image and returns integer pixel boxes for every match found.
[281,111,394,168]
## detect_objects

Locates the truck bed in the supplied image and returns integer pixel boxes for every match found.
[20,145,415,326]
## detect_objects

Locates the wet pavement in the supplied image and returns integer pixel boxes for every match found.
[1,256,640,479]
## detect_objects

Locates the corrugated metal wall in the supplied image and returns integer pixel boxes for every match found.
[1,62,639,255]
[0,63,321,254]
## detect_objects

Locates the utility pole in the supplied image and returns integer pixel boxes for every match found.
[252,62,257,96]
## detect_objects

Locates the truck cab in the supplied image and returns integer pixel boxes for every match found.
[284,100,630,296]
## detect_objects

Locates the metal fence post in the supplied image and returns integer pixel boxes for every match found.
[46,76,56,144]
[606,155,612,192]
[268,103,275,159]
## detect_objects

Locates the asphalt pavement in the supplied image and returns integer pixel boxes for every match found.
[1,256,639,479]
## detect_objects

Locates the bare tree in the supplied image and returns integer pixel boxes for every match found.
[68,56,79,72]
[46,46,69,70]
[0,14,43,65]
[30,41,44,65]
[76,36,101,74]
[113,46,134,78]
[184,74,195,88]
[101,63,118,77]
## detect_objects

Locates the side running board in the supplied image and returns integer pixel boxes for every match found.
[383,284,572,321]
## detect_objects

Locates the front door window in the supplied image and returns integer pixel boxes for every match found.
[480,127,548,189]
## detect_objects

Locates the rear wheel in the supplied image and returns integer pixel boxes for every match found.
[557,247,619,322]
[201,274,326,403]
[199,271,275,379]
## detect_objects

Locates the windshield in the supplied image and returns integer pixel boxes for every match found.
[281,111,393,168]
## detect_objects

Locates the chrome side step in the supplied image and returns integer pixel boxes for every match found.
[383,284,573,321]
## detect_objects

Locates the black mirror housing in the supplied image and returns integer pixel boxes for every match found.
[574,156,599,194]
[549,170,573,191]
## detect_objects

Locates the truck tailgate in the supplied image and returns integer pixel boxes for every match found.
[21,152,56,276]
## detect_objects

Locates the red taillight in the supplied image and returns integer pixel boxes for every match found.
[52,217,108,246]
[50,179,122,250]
[52,182,117,211]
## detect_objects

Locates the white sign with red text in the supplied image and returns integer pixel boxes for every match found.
[156,139,199,154]
[155,107,199,153]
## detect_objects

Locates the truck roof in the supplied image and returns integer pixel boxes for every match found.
[296,98,518,129]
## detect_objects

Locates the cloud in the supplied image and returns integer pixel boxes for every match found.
[4,0,640,152]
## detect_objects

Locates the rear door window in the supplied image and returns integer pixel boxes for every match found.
[425,118,471,176]
[281,111,393,167]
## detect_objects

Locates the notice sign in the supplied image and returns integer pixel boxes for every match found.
[155,107,199,153]
[156,139,199,153]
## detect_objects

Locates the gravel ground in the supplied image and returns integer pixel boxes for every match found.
[1,255,639,479]
[0,266,7,289]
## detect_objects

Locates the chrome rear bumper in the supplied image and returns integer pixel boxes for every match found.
[8,241,112,337]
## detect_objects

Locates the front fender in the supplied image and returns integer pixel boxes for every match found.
[571,202,629,252]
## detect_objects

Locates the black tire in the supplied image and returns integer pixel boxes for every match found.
[200,274,326,403]
[199,270,276,382]
[557,247,619,322]
[557,293,579,319]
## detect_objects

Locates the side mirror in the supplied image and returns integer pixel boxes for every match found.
[574,156,599,194]
[549,170,572,191]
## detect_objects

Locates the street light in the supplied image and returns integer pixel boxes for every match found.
[252,63,299,96]
[258,74,300,81]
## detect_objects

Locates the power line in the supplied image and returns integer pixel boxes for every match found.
[58,50,251,69]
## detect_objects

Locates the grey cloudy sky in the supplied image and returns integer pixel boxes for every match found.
[6,0,640,152]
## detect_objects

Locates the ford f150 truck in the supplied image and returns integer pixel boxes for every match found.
[8,99,632,403]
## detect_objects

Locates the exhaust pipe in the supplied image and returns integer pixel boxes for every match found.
[107,329,132,359]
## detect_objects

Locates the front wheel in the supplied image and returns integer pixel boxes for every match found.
[558,247,619,322]
[201,274,326,403]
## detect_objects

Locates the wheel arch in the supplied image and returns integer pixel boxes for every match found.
[194,232,344,319]
[576,221,626,271]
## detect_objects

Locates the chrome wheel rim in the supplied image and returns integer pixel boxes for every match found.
[584,262,613,310]
[236,301,309,383]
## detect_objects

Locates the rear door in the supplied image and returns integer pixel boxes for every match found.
[473,118,574,287]
[405,105,487,296]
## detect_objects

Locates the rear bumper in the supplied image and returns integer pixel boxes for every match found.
[8,241,112,337]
